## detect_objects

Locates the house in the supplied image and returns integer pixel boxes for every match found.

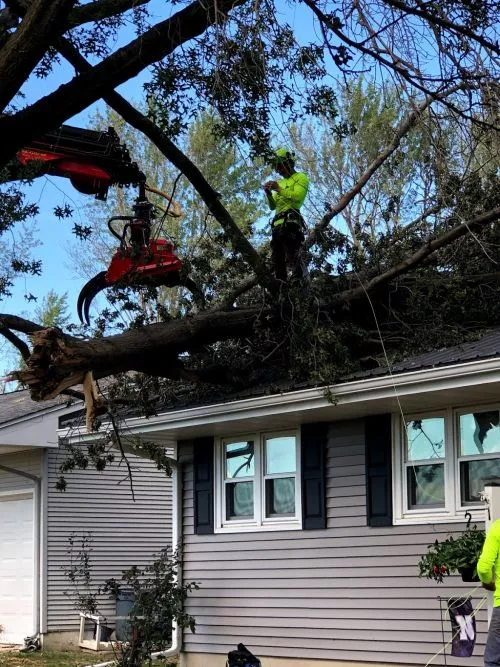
[0,389,173,649]
[64,329,500,667]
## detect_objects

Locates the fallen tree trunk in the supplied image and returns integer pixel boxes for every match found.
[9,306,264,400]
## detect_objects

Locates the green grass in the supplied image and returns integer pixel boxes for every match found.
[0,650,109,666]
[0,651,177,666]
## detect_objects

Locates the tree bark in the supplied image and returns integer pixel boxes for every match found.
[0,0,75,112]
[67,0,151,28]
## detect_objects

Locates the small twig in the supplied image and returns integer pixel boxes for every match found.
[107,408,135,502]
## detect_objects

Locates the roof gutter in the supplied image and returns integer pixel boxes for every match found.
[61,355,500,442]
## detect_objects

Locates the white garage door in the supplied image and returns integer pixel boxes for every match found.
[0,494,34,644]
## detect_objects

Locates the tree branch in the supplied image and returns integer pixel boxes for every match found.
[219,276,259,310]
[0,0,75,112]
[67,0,150,28]
[0,314,45,334]
[333,206,500,304]
[306,83,462,248]
[0,326,30,360]
[383,0,500,58]
[2,0,151,36]
[0,0,250,167]
[303,0,483,108]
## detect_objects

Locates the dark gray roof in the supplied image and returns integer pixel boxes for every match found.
[0,389,70,425]
[354,328,500,379]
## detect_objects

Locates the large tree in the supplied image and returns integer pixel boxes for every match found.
[0,0,499,411]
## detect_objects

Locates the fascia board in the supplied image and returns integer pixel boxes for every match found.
[60,356,500,442]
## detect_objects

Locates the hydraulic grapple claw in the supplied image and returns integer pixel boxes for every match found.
[77,271,108,325]
[76,186,201,323]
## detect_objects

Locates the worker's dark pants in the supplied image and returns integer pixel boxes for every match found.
[485,607,500,666]
[271,222,305,281]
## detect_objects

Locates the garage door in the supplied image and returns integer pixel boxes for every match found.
[0,494,34,644]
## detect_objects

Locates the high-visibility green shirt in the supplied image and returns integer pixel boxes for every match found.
[477,519,500,606]
[268,171,309,222]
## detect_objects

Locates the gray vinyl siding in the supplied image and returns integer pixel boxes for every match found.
[46,445,173,631]
[0,449,41,490]
[181,420,487,665]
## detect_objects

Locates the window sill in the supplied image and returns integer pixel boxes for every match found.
[394,508,487,526]
[215,521,303,534]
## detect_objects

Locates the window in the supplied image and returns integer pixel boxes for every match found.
[216,431,301,532]
[458,409,500,504]
[394,405,500,523]
[405,416,446,509]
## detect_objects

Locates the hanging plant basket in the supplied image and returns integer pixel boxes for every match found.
[459,564,480,583]
[417,525,485,584]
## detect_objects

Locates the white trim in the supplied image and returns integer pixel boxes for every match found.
[214,429,302,534]
[393,401,499,524]
[61,356,500,443]
[404,410,446,511]
[0,487,34,498]
[40,449,48,635]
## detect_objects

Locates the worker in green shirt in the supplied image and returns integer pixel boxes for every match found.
[263,147,309,281]
[478,519,500,666]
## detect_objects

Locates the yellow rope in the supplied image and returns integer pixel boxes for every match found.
[144,183,182,218]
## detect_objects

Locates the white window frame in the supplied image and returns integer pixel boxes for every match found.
[404,410,447,511]
[214,429,302,533]
[392,405,494,525]
[454,403,500,509]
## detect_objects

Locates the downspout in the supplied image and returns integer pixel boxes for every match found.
[0,463,42,639]
[149,455,182,662]
[87,454,182,667]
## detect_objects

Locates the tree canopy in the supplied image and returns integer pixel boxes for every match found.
[0,0,499,415]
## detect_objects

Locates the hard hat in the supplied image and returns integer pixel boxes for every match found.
[273,147,295,163]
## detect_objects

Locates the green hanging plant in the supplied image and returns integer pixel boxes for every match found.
[417,525,485,583]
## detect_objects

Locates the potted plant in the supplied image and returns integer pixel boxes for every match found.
[417,524,485,583]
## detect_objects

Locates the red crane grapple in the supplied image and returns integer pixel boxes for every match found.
[105,238,183,284]
[77,188,202,325]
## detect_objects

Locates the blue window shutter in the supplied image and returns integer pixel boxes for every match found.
[365,414,393,527]
[193,437,214,535]
[301,423,327,530]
